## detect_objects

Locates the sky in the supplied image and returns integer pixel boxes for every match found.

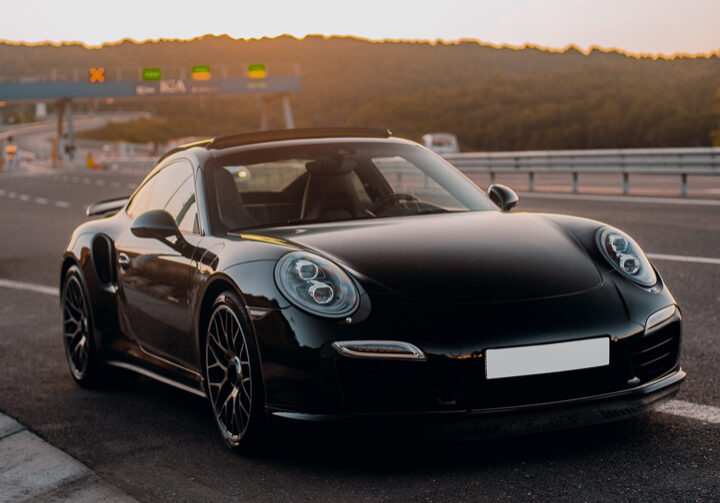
[1,0,719,56]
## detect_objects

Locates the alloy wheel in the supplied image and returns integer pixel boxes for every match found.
[62,276,90,379]
[205,304,253,441]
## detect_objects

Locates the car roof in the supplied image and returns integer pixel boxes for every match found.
[158,127,393,163]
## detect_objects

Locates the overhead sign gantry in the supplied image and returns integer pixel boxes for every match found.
[0,64,301,163]
[0,64,300,101]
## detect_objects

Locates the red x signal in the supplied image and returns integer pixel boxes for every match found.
[89,67,105,83]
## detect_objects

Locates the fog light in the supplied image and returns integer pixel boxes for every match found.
[645,305,679,331]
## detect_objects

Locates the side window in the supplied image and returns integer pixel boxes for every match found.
[164,171,198,233]
[126,160,198,233]
[126,176,156,218]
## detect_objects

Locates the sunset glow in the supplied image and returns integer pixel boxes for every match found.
[3,0,719,57]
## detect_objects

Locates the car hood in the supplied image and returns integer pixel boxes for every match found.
[255,211,603,303]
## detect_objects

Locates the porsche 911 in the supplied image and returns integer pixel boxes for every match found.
[61,128,684,451]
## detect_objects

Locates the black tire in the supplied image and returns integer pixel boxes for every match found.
[61,265,137,388]
[204,291,266,452]
[61,265,105,387]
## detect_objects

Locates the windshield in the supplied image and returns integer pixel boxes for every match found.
[207,140,495,232]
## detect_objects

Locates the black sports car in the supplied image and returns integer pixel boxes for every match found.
[61,128,685,451]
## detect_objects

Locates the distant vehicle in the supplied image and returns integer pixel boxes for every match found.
[62,128,684,453]
[422,132,459,154]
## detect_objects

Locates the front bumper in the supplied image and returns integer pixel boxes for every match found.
[268,367,685,437]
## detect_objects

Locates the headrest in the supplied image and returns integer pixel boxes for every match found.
[305,157,357,176]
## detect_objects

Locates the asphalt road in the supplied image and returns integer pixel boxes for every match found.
[0,167,718,502]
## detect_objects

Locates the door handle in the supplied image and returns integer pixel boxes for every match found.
[118,253,130,270]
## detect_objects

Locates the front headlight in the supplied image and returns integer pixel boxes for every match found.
[595,226,656,287]
[274,251,359,318]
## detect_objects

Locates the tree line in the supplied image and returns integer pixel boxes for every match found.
[1,35,718,150]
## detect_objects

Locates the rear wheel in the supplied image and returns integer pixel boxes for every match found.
[62,265,136,388]
[204,291,265,452]
[61,266,104,387]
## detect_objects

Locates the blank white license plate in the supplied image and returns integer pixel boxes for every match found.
[485,337,610,380]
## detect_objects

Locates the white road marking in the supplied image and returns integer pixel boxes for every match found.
[110,181,121,188]
[657,399,720,424]
[96,180,106,186]
[520,192,720,206]
[0,190,73,209]
[648,253,720,265]
[127,183,136,189]
[0,278,58,296]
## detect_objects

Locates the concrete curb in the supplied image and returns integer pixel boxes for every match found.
[0,412,138,503]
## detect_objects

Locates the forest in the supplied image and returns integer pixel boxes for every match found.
[1,35,719,150]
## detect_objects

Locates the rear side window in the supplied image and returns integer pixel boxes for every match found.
[126,160,198,233]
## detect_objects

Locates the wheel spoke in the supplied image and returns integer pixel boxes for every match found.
[222,310,234,356]
[238,393,250,418]
[217,383,234,415]
[209,317,226,352]
[64,294,83,320]
[233,393,245,434]
[69,330,84,349]
[68,285,83,312]
[207,335,225,365]
[214,380,233,413]
[64,302,82,321]
[231,319,240,348]
[217,310,227,344]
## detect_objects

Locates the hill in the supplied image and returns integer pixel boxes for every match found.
[1,35,718,149]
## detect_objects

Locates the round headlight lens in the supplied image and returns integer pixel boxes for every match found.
[274,251,359,317]
[596,227,656,287]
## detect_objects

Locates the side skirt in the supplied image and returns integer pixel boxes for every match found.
[105,359,207,398]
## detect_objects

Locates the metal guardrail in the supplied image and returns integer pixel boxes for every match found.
[444,147,720,196]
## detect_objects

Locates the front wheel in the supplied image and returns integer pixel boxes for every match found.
[204,291,265,452]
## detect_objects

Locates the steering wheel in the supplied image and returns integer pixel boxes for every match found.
[369,192,419,215]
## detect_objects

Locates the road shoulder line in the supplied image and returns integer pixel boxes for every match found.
[656,399,720,424]
[0,278,58,297]
[647,253,720,265]
[519,192,720,206]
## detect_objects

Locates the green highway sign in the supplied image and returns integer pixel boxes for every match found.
[142,68,162,81]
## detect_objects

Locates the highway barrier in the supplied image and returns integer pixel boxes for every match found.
[445,147,720,196]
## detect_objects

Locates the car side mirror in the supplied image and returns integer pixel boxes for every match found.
[488,184,519,212]
[131,209,181,240]
[131,209,209,261]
